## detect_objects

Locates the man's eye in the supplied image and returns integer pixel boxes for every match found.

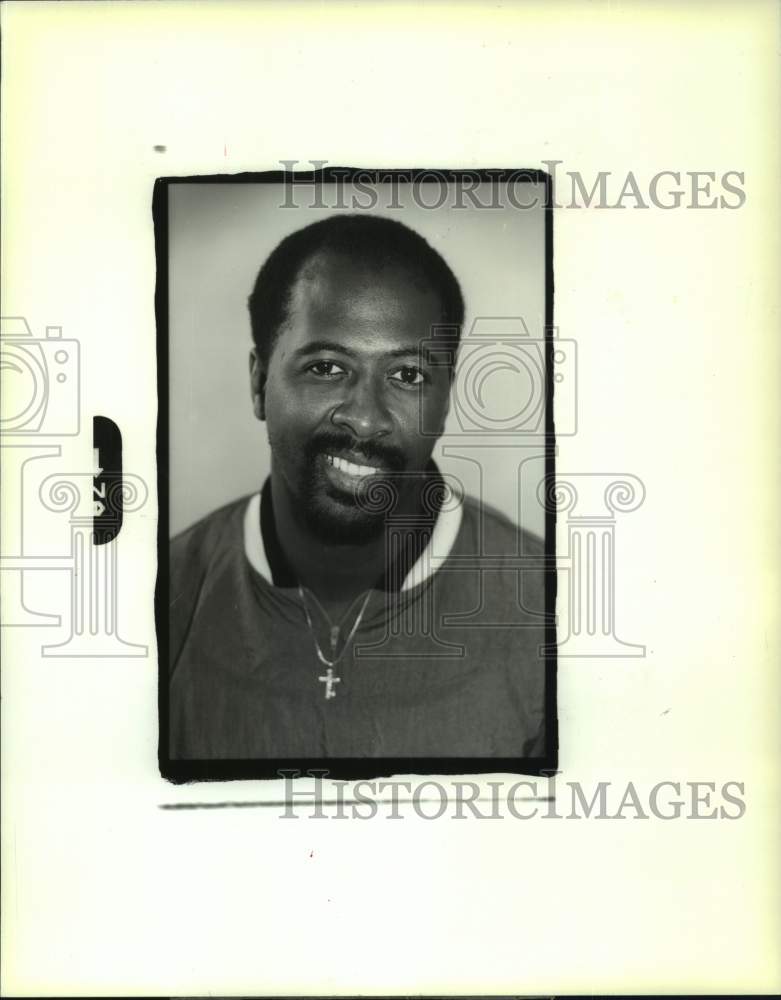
[389,366,426,386]
[308,360,347,378]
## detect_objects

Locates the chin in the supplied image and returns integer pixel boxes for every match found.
[303,495,387,545]
[299,469,401,545]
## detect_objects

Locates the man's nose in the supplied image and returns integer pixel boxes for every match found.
[330,375,393,439]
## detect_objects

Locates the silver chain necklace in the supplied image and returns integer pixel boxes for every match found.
[297,584,372,700]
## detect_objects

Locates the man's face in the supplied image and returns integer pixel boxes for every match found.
[251,251,453,542]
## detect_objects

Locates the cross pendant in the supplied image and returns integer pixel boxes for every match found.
[318,667,341,700]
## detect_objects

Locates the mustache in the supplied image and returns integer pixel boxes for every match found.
[305,430,406,472]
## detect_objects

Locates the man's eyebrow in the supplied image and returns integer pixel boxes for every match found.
[292,341,432,362]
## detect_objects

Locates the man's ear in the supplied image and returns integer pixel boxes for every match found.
[249,347,267,421]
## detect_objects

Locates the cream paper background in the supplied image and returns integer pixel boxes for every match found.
[1,0,780,995]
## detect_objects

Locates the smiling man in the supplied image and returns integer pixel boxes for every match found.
[168,213,548,762]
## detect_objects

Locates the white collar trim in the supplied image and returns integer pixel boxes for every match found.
[243,492,272,583]
[243,487,463,592]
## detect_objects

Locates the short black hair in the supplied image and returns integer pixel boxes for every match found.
[247,213,464,364]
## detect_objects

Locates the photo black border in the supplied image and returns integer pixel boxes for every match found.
[154,166,557,784]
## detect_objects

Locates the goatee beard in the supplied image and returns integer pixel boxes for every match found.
[300,471,402,544]
[299,431,407,545]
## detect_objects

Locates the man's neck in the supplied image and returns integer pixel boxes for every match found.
[264,469,437,614]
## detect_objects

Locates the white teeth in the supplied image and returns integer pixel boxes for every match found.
[326,454,380,478]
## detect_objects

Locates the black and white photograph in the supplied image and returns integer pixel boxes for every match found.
[3,2,779,996]
[157,169,557,779]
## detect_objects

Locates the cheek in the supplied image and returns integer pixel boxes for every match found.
[394,398,446,464]
[264,374,324,455]
[414,389,449,440]
[263,380,299,450]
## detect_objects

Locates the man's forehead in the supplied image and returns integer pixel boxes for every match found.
[288,250,443,327]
